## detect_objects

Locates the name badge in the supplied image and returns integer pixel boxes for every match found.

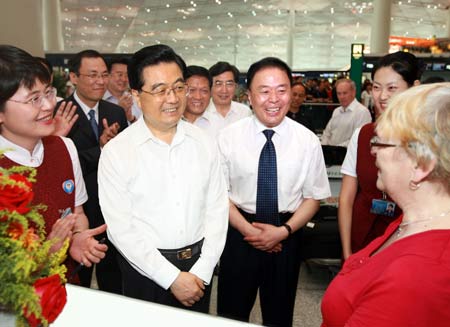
[370,199,396,217]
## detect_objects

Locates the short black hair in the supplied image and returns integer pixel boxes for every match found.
[68,49,106,75]
[371,51,424,86]
[107,57,129,73]
[128,44,186,91]
[0,45,50,112]
[186,65,212,88]
[209,61,239,83]
[246,57,293,89]
[35,56,53,75]
[292,81,306,90]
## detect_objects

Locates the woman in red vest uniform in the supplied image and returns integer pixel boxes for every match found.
[0,45,107,282]
[322,82,450,327]
[338,52,423,260]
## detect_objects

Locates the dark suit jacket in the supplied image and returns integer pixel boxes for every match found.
[56,94,128,228]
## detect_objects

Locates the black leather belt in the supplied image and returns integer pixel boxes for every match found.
[158,239,204,261]
[238,208,292,225]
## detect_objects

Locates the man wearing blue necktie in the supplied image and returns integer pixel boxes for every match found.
[217,57,331,327]
[56,50,128,294]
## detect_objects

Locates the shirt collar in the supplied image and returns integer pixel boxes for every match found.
[208,99,237,116]
[252,115,287,137]
[74,91,100,117]
[103,89,116,102]
[0,135,43,167]
[134,117,187,147]
[339,98,358,113]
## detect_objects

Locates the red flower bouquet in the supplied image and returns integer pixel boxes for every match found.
[0,156,68,326]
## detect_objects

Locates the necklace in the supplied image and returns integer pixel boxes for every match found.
[396,209,450,238]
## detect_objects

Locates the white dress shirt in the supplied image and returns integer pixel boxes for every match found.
[321,99,371,147]
[0,135,88,207]
[74,91,99,123]
[340,127,362,177]
[98,118,229,290]
[103,89,142,124]
[204,100,252,138]
[218,116,330,213]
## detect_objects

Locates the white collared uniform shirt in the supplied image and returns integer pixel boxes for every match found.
[98,118,229,290]
[218,116,331,213]
[0,135,87,206]
[200,100,252,138]
[321,99,371,147]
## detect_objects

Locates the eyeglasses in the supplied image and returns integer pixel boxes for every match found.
[213,80,236,89]
[369,136,400,149]
[141,83,187,98]
[78,72,110,80]
[8,87,57,108]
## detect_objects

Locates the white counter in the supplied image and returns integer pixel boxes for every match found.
[52,284,258,327]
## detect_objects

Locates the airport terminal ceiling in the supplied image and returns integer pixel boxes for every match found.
[60,0,450,71]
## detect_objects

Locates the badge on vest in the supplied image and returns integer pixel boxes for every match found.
[62,179,75,194]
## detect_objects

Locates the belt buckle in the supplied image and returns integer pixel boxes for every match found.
[177,248,192,260]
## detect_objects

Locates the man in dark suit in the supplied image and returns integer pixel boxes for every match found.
[56,50,128,294]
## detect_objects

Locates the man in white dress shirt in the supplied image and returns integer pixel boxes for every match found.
[217,57,330,326]
[103,57,142,124]
[205,61,252,138]
[183,65,214,136]
[321,79,371,147]
[98,44,228,313]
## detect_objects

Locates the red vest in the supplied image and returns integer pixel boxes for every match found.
[352,123,401,252]
[0,136,79,282]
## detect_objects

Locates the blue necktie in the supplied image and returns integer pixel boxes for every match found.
[256,129,280,226]
[88,109,99,140]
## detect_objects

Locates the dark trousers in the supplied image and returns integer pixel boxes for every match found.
[217,212,302,327]
[116,242,212,314]
[78,237,123,295]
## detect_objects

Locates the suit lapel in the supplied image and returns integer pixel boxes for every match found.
[69,95,99,142]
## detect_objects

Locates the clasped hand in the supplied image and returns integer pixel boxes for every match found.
[170,272,205,307]
[244,222,289,252]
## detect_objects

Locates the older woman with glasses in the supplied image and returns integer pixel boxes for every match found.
[321,83,450,326]
[0,45,107,283]
[338,52,423,260]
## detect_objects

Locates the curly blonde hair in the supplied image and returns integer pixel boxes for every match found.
[376,82,450,191]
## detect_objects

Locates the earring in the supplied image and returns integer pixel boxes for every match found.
[409,180,421,191]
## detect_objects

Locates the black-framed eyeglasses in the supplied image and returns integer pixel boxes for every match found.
[140,83,188,98]
[369,136,400,149]
[7,87,57,108]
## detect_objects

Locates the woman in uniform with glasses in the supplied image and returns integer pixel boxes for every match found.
[0,45,107,282]
[322,82,450,326]
[338,52,423,260]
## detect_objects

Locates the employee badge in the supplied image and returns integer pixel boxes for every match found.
[62,179,75,194]
[370,192,396,217]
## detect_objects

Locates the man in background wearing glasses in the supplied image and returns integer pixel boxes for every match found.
[98,44,228,313]
[205,61,252,138]
[57,49,128,294]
